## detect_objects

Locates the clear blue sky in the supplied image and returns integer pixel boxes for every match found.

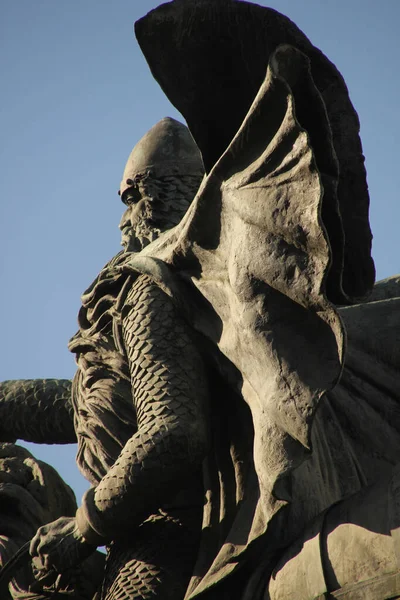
[1,1,399,503]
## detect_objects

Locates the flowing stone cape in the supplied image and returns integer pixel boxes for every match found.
[113,45,356,597]
[93,2,379,596]
[136,0,374,306]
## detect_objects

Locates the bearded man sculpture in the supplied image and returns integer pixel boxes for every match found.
[2,2,400,600]
[0,117,207,600]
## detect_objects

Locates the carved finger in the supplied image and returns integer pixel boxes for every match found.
[32,551,58,574]
[30,558,58,591]
[29,533,41,559]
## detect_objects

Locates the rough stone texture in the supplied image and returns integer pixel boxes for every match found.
[1,1,400,599]
[268,462,400,599]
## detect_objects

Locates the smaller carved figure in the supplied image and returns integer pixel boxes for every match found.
[0,443,104,599]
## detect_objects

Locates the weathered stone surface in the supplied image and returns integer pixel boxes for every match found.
[0,443,104,599]
[268,464,400,599]
[2,2,400,599]
[136,0,375,304]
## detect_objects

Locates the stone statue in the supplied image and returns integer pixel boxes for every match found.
[0,116,206,600]
[1,1,400,599]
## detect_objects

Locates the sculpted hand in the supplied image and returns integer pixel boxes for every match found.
[29,516,96,587]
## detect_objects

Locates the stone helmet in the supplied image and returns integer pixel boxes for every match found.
[119,117,204,200]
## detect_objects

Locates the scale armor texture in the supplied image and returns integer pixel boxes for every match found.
[90,273,208,598]
[98,509,201,600]
[0,379,74,444]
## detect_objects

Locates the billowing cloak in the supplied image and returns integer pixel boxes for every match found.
[115,2,375,597]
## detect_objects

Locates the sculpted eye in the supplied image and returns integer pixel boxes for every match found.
[123,186,141,206]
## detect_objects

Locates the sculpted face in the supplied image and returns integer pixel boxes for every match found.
[119,176,164,252]
[119,180,142,251]
[118,118,205,253]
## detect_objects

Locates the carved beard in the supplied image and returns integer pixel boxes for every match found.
[131,217,162,252]
[123,174,203,253]
[125,197,163,253]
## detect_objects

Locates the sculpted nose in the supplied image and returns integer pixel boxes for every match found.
[119,209,132,231]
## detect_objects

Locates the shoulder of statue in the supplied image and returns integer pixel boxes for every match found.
[124,253,193,319]
[68,252,141,352]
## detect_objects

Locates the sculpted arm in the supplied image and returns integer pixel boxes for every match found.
[0,379,76,444]
[29,274,209,574]
[78,274,209,542]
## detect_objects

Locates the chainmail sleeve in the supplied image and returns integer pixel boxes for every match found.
[0,379,75,444]
[78,273,209,541]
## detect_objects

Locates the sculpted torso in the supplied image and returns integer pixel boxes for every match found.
[73,266,208,597]
[0,118,207,599]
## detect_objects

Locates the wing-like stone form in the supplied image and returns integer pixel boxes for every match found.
[136,0,375,303]
[127,44,346,594]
